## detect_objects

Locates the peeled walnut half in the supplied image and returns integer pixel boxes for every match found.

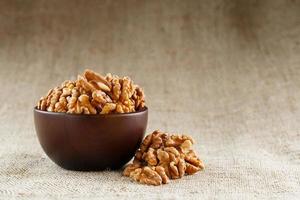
[123,131,204,186]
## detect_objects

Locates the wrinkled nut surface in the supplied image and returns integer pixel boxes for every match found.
[37,69,146,114]
[123,131,204,186]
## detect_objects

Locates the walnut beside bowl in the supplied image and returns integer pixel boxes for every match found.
[33,107,148,171]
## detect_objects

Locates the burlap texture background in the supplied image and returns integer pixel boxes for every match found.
[0,0,299,199]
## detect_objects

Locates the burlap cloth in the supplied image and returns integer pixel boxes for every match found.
[0,1,299,199]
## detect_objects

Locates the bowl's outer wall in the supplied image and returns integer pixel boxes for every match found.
[34,109,148,171]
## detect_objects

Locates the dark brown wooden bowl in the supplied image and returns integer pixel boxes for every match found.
[33,107,148,171]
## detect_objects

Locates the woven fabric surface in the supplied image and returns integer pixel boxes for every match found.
[0,0,299,199]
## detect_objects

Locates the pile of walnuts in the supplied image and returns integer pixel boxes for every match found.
[37,69,145,114]
[123,130,204,186]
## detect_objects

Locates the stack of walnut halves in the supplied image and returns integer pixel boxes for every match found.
[37,69,145,114]
[123,130,204,186]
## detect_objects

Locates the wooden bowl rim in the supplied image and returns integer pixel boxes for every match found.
[34,106,148,118]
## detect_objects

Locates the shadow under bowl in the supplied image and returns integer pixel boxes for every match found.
[34,107,148,171]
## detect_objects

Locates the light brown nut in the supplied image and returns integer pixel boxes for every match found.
[84,69,111,88]
[159,162,171,178]
[61,80,75,89]
[186,150,197,157]
[123,163,141,177]
[129,168,143,182]
[139,167,162,186]
[90,80,111,92]
[155,166,169,184]
[92,90,112,105]
[143,148,157,166]
[61,87,72,97]
[166,135,195,147]
[123,131,204,185]
[157,149,170,163]
[78,86,88,95]
[133,87,145,110]
[150,133,163,149]
[78,94,97,114]
[105,73,113,82]
[164,147,180,157]
[120,77,135,101]
[77,75,96,92]
[114,101,135,114]
[140,134,153,154]
[169,153,179,164]
[169,161,179,179]
[91,99,103,112]
[47,89,62,112]
[180,139,193,153]
[38,97,47,110]
[185,155,204,169]
[111,77,121,100]
[165,138,177,147]
[122,99,135,112]
[185,163,200,175]
[76,101,83,114]
[100,103,116,114]
[54,96,67,112]
[116,102,125,113]
[67,88,81,114]
[37,70,145,114]
[181,135,195,144]
[178,159,186,178]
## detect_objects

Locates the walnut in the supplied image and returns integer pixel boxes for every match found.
[185,153,205,169]
[108,76,136,113]
[155,166,169,184]
[177,158,186,178]
[104,75,145,113]
[157,149,170,163]
[76,75,96,93]
[37,69,145,114]
[132,87,145,110]
[123,163,141,177]
[61,88,72,97]
[164,147,180,157]
[129,168,143,182]
[139,167,162,186]
[166,134,194,147]
[180,139,193,153]
[78,94,97,114]
[100,103,116,114]
[126,166,162,186]
[54,96,67,112]
[150,131,164,149]
[67,88,81,114]
[37,96,47,111]
[123,131,204,186]
[185,163,201,175]
[109,76,122,100]
[92,90,112,105]
[61,80,76,90]
[47,88,62,112]
[84,69,111,89]
[142,148,157,166]
[90,80,110,92]
[116,101,135,113]
[37,81,75,112]
[140,134,153,154]
[169,161,180,179]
